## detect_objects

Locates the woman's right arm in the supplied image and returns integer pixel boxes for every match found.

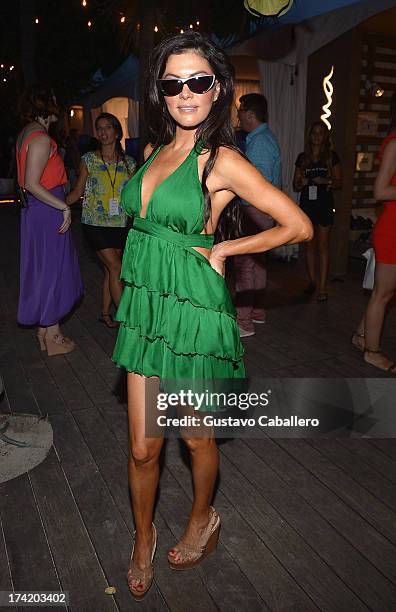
[24,135,71,233]
[24,135,68,211]
[65,160,89,205]
[374,139,396,201]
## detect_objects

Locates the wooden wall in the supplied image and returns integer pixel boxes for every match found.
[305,29,362,277]
[353,33,396,215]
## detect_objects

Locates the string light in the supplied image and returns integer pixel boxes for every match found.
[87,20,92,28]
[0,64,3,69]
[154,25,158,32]
[9,65,14,71]
[3,78,6,83]
[189,24,193,29]
[180,28,184,33]
[120,16,126,23]
[82,0,87,6]
[35,18,39,24]
[196,21,200,25]
[70,109,75,117]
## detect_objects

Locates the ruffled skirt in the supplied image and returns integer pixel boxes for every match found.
[112,224,245,385]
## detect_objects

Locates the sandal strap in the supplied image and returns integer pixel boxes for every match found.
[172,508,219,557]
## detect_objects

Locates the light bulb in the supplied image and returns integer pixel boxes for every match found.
[35,18,39,24]
[88,20,92,27]
[120,16,125,23]
[154,25,158,32]
[375,87,384,98]
[82,0,87,6]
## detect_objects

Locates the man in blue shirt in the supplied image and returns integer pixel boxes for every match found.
[234,93,282,337]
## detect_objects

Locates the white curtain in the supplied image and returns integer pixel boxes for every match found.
[258,59,307,258]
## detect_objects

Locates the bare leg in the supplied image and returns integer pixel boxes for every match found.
[364,262,396,372]
[96,248,123,307]
[352,313,366,350]
[317,224,331,294]
[168,426,219,563]
[305,232,317,287]
[127,373,164,591]
[102,267,112,315]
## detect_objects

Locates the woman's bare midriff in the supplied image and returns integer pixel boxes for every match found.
[192,246,211,261]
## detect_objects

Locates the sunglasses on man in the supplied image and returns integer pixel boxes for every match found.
[157,74,216,97]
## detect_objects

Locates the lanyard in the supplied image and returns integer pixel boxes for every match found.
[101,153,119,198]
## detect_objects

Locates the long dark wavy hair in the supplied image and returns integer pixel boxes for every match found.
[301,120,333,173]
[145,32,241,240]
[95,112,133,175]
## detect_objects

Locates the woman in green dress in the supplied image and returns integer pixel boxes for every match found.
[113,32,313,599]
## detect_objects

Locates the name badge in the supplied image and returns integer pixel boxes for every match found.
[309,185,318,201]
[109,197,119,216]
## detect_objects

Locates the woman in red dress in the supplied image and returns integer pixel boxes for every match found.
[352,91,396,373]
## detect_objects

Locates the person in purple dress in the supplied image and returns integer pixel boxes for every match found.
[16,85,83,355]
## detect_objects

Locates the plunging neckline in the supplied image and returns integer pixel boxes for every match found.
[139,145,196,220]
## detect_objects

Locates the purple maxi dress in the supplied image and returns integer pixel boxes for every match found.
[17,133,83,326]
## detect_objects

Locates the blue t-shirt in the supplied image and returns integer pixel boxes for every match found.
[241,123,282,206]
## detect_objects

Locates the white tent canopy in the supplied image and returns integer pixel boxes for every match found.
[80,55,139,139]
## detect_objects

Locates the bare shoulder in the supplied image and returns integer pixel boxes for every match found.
[27,132,51,148]
[144,143,155,161]
[212,145,252,184]
[216,145,245,165]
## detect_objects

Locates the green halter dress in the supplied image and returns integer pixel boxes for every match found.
[112,143,245,398]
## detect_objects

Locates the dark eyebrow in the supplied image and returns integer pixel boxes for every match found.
[162,71,211,79]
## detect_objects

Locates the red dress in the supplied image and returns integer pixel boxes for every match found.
[373,134,396,264]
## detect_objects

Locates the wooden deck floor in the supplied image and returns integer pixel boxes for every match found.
[0,203,396,611]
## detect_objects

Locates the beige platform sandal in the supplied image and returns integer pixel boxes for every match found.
[44,334,75,356]
[167,507,220,571]
[127,523,157,601]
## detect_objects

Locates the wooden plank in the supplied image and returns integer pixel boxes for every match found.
[256,438,396,575]
[0,474,61,592]
[0,359,40,416]
[229,438,396,609]
[73,407,219,611]
[50,411,167,611]
[368,439,396,460]
[216,446,364,611]
[28,448,118,611]
[0,517,13,591]
[159,464,271,611]
[308,438,396,511]
[165,440,317,611]
[337,439,396,484]
[44,356,93,413]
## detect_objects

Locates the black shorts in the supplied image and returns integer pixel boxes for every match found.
[82,224,128,251]
[300,200,334,227]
